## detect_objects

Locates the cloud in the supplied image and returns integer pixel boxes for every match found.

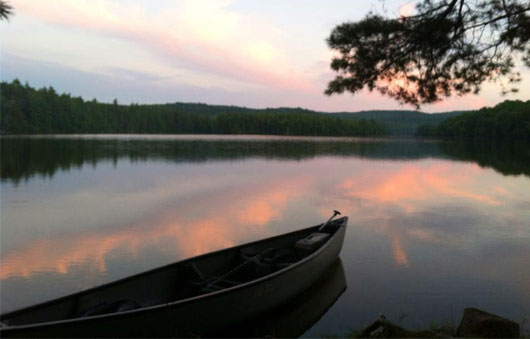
[11,0,312,92]
[398,2,415,17]
[0,53,287,105]
[6,0,529,111]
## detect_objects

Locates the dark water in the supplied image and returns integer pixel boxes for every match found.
[1,135,529,336]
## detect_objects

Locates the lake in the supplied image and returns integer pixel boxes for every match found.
[1,135,529,336]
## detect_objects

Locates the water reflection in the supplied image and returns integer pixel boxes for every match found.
[216,258,347,338]
[337,163,502,210]
[440,139,530,177]
[1,135,529,332]
[1,175,312,279]
[323,160,529,268]
[2,135,529,184]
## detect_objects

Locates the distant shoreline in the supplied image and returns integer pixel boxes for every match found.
[2,80,528,139]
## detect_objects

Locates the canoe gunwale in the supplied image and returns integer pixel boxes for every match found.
[0,217,348,331]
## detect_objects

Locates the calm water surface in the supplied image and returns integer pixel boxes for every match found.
[1,135,529,335]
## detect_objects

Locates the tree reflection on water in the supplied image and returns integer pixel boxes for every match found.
[2,135,529,183]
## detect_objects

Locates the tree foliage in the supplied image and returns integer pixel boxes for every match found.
[326,0,530,107]
[416,99,530,139]
[0,0,13,20]
[0,80,386,136]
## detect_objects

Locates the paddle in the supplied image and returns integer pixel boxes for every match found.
[318,210,341,232]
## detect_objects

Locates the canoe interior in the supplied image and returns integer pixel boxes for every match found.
[1,218,346,328]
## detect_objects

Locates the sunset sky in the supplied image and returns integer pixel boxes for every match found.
[2,0,529,112]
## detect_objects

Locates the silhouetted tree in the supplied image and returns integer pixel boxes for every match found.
[0,0,13,20]
[326,0,530,107]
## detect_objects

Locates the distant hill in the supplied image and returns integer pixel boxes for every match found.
[160,103,321,116]
[157,104,465,136]
[330,110,465,135]
[159,104,465,136]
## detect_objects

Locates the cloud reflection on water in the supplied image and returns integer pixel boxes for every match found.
[1,175,312,279]
[320,160,520,267]
[338,163,501,211]
[2,159,516,278]
[1,152,529,323]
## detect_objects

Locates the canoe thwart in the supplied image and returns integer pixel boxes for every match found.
[74,299,141,318]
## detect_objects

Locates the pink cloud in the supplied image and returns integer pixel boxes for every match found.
[12,0,313,92]
[10,0,524,111]
[399,2,416,17]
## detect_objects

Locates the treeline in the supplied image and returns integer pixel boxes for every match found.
[0,80,385,136]
[416,100,530,140]
[332,110,463,135]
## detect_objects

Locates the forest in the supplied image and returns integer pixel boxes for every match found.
[0,80,385,136]
[416,100,530,140]
[331,110,463,135]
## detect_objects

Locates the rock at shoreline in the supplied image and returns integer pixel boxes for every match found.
[457,307,519,338]
[359,315,436,338]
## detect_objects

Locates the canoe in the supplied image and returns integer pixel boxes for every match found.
[0,216,348,337]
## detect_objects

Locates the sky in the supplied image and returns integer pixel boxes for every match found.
[1,0,529,113]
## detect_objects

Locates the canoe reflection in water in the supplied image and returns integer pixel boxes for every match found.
[217,258,347,338]
[0,214,347,338]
